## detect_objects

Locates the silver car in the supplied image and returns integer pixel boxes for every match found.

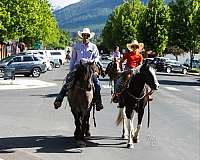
[0,55,47,77]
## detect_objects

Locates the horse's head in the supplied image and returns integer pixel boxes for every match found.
[75,61,95,90]
[105,60,119,80]
[140,61,159,90]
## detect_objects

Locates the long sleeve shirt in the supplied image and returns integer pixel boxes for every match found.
[69,42,100,72]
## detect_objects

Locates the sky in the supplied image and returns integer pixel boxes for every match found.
[49,0,81,9]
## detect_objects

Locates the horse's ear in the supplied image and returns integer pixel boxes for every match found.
[80,60,82,66]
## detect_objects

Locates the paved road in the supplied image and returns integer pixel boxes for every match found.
[0,63,199,160]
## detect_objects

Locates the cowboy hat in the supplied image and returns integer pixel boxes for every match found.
[77,27,95,39]
[127,40,139,51]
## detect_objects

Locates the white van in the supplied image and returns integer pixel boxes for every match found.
[26,50,53,71]
[45,50,66,65]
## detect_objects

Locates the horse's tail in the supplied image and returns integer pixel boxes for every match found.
[115,108,124,126]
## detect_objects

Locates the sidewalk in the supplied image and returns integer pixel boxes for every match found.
[0,78,56,90]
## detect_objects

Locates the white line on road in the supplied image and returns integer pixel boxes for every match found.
[163,86,181,91]
[102,84,112,89]
[0,79,57,90]
[194,87,200,91]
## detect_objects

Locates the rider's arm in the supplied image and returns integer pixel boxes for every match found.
[69,46,77,72]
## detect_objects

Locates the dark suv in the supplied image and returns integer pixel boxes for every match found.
[164,60,188,74]
[0,55,47,77]
[153,57,170,71]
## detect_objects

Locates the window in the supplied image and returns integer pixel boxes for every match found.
[13,57,22,62]
[23,56,33,62]
[50,52,61,55]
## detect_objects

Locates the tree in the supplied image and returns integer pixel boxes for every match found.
[0,0,69,49]
[169,0,200,67]
[102,0,145,51]
[140,0,170,55]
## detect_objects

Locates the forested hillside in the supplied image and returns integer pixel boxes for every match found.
[54,0,170,34]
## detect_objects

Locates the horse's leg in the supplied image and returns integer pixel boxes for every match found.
[133,108,144,143]
[122,108,128,139]
[72,111,82,140]
[126,108,135,149]
[83,111,91,137]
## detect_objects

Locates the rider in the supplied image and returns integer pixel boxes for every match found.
[112,45,121,72]
[54,27,104,111]
[112,40,143,103]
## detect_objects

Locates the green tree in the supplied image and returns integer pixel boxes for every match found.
[102,0,145,51]
[140,0,170,55]
[0,0,69,49]
[169,0,200,66]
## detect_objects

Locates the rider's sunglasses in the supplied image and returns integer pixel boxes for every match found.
[131,45,138,49]
[82,34,90,38]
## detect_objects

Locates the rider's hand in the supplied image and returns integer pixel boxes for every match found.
[87,59,94,63]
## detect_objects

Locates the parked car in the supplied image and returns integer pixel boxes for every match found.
[164,60,188,74]
[25,50,53,71]
[46,50,66,65]
[184,59,200,68]
[143,58,154,65]
[153,57,170,71]
[0,55,47,77]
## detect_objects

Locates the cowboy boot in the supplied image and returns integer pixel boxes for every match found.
[54,84,68,109]
[95,92,103,111]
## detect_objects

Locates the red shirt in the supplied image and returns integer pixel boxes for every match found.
[124,51,143,69]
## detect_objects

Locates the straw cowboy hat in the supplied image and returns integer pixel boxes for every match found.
[127,40,139,51]
[78,27,95,39]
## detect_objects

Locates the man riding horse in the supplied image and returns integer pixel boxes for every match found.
[54,27,104,111]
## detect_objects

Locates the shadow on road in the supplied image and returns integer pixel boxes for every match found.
[0,136,126,153]
[159,80,200,86]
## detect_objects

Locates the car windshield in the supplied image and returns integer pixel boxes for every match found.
[50,52,61,55]
[0,56,14,62]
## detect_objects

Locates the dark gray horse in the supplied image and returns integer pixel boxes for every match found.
[67,61,99,147]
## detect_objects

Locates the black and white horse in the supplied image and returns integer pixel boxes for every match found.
[116,62,159,149]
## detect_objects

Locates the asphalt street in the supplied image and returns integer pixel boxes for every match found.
[0,62,199,160]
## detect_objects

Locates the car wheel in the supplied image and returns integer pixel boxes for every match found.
[166,67,171,73]
[32,68,41,77]
[55,64,60,68]
[182,69,187,74]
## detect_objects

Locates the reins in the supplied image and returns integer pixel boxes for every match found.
[126,88,154,128]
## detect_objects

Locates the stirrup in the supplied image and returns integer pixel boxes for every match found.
[96,103,103,111]
[111,94,119,103]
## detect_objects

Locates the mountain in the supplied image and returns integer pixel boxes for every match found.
[53,0,169,35]
[53,0,125,34]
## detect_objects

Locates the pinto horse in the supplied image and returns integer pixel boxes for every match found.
[67,61,99,147]
[116,62,159,149]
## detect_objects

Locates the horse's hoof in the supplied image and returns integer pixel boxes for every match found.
[54,101,61,109]
[85,132,91,137]
[127,144,134,149]
[133,137,139,143]
[122,135,128,140]
[77,140,86,148]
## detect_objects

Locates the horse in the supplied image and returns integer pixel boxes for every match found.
[115,61,159,149]
[67,61,99,147]
[105,59,129,138]
[105,59,121,94]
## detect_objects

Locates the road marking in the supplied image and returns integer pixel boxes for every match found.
[194,87,200,91]
[0,79,57,90]
[102,84,112,89]
[0,158,5,160]
[164,86,181,91]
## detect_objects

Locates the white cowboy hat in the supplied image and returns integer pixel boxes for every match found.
[127,40,139,51]
[77,27,95,39]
